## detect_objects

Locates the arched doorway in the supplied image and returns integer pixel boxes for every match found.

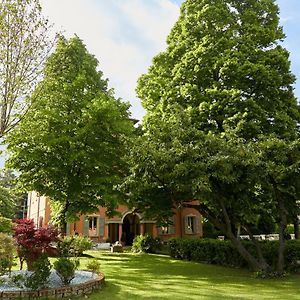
[122,213,140,245]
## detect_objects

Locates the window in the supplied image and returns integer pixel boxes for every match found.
[161,226,170,235]
[159,218,175,235]
[88,216,98,236]
[185,215,197,234]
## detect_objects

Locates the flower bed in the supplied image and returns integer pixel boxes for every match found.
[0,271,105,298]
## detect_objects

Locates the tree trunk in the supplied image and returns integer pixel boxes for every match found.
[59,200,70,236]
[245,226,270,271]
[219,199,269,272]
[226,230,265,271]
[293,216,299,240]
[277,199,288,274]
[26,259,35,271]
[186,202,270,272]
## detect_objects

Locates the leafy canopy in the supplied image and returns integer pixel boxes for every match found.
[123,0,300,273]
[7,36,134,222]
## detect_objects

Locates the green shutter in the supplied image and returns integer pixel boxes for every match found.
[98,217,105,237]
[184,216,189,234]
[83,217,89,237]
[195,216,201,234]
[66,223,71,235]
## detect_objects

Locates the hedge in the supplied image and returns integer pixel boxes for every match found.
[168,238,300,272]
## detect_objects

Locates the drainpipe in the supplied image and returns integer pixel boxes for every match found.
[37,193,40,227]
[28,193,32,219]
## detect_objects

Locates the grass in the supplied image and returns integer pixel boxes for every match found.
[71,250,300,300]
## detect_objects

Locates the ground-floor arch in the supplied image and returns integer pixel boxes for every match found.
[122,213,140,245]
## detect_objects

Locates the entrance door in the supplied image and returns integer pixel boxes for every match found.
[122,213,140,245]
[108,223,119,243]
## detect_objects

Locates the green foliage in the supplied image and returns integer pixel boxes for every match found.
[0,216,13,234]
[6,36,134,224]
[53,257,79,285]
[285,224,299,235]
[168,238,243,267]
[58,235,92,257]
[0,233,16,275]
[24,255,52,290]
[168,238,300,273]
[132,234,162,254]
[0,169,26,219]
[255,214,276,235]
[86,259,101,274]
[10,274,25,288]
[0,187,16,219]
[9,257,52,290]
[202,220,222,238]
[123,0,300,273]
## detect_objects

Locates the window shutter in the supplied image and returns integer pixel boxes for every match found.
[184,216,189,234]
[83,217,89,237]
[66,223,71,235]
[195,216,201,234]
[98,217,105,237]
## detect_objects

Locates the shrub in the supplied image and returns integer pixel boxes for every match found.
[58,235,92,257]
[24,255,52,290]
[14,219,58,270]
[0,233,16,275]
[10,274,25,288]
[0,216,13,234]
[168,238,300,272]
[132,234,162,254]
[86,259,101,274]
[53,257,79,285]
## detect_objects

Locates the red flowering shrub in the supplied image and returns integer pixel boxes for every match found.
[14,219,58,270]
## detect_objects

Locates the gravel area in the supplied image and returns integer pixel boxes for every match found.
[0,270,97,292]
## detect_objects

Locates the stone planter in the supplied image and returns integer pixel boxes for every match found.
[0,272,105,299]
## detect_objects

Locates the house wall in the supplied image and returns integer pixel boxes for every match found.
[27,191,51,227]
[27,193,203,242]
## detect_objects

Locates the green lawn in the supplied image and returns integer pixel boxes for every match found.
[75,250,300,300]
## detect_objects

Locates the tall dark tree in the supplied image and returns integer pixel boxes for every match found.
[7,36,134,227]
[123,0,300,273]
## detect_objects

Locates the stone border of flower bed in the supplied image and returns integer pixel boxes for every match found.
[0,272,105,299]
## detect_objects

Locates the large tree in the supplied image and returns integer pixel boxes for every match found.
[0,0,53,138]
[123,0,300,274]
[6,36,134,226]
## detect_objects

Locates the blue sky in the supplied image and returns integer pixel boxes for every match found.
[39,0,300,120]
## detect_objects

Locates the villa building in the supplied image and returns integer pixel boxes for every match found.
[27,191,203,245]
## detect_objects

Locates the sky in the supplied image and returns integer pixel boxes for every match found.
[0,0,300,168]
[39,0,300,121]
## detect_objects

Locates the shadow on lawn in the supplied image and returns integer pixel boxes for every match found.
[85,251,300,300]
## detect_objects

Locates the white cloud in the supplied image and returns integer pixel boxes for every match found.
[39,0,180,120]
